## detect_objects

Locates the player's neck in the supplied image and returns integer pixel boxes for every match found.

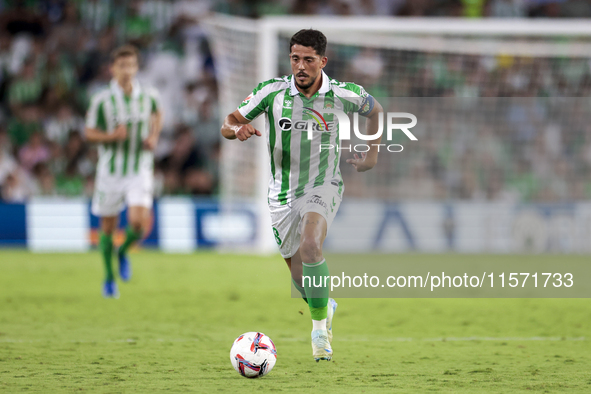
[117,79,134,96]
[295,73,323,99]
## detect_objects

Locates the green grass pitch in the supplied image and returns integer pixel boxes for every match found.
[1,250,590,393]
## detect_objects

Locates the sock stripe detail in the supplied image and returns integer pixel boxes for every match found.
[302,259,326,268]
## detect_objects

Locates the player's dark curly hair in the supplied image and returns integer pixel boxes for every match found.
[289,29,327,56]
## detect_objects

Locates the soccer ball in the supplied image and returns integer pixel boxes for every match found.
[230,332,277,378]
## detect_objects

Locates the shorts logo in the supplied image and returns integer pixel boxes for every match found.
[272,227,282,246]
[278,117,292,131]
[306,195,328,212]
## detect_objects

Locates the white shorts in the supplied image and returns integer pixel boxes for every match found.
[269,185,342,259]
[91,173,153,217]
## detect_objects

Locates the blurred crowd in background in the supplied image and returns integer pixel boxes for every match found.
[0,0,219,202]
[231,0,591,18]
[0,0,590,203]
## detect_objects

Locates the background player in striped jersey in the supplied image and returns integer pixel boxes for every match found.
[221,29,383,361]
[85,45,163,298]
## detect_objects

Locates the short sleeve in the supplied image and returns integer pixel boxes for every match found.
[335,82,375,116]
[237,81,275,121]
[86,94,107,131]
[149,88,162,114]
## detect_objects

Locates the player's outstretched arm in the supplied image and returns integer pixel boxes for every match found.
[221,110,262,141]
[85,125,127,143]
[346,99,384,172]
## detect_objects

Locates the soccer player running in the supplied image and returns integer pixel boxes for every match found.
[85,45,163,298]
[221,29,383,361]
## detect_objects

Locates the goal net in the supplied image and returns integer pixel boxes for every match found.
[204,15,591,253]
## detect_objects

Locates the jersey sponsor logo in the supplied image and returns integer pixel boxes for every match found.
[293,120,336,132]
[303,107,328,131]
[279,108,336,133]
[110,114,143,124]
[278,117,292,131]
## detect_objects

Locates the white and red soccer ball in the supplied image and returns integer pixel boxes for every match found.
[230,332,277,378]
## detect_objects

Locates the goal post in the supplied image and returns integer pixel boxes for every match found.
[203,15,278,254]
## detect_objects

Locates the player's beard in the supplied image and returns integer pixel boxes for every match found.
[295,73,317,90]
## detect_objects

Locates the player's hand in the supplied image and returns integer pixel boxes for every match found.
[346,152,376,172]
[142,134,158,151]
[111,125,127,141]
[234,124,262,141]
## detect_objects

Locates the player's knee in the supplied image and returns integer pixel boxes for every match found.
[130,221,143,233]
[299,236,322,264]
[100,219,116,236]
[101,227,115,236]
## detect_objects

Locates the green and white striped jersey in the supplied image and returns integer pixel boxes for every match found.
[85,79,161,178]
[237,71,374,206]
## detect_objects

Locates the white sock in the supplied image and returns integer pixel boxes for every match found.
[312,319,327,331]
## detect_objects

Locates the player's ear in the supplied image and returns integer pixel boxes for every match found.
[321,56,327,69]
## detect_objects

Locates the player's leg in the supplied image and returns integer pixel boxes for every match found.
[273,199,335,360]
[289,244,337,342]
[98,216,119,298]
[299,212,330,323]
[298,187,342,360]
[285,249,307,303]
[117,205,149,281]
[270,204,308,302]
[118,173,153,281]
[119,205,148,255]
[298,211,335,361]
[92,177,125,298]
[99,216,118,283]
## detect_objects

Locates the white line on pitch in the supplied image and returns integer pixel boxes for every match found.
[275,336,587,342]
[0,336,585,343]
